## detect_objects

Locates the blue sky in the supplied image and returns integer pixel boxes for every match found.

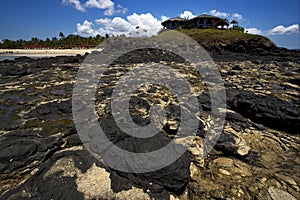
[0,0,299,49]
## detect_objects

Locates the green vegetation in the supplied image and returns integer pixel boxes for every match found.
[217,18,230,29]
[178,28,274,47]
[0,33,107,49]
[230,20,238,27]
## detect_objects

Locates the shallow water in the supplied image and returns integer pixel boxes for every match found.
[0,55,54,61]
[0,56,21,61]
[0,54,77,61]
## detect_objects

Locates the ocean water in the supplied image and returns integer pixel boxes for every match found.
[0,56,21,61]
[0,54,71,61]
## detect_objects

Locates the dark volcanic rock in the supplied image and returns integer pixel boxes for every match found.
[0,129,63,174]
[0,148,93,200]
[0,65,32,77]
[114,151,190,195]
[25,99,72,120]
[99,116,191,194]
[227,89,300,134]
[94,48,186,64]
[207,40,300,63]
[231,65,243,71]
[14,56,34,62]
[290,78,300,86]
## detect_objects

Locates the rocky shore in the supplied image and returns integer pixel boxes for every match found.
[0,42,299,200]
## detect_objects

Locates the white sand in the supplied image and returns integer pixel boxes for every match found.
[0,49,94,57]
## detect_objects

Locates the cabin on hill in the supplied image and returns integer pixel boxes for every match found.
[191,14,222,29]
[161,14,229,30]
[161,17,186,30]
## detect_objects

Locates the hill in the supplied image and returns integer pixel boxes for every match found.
[179,29,273,46]
[170,28,299,63]
[178,28,276,51]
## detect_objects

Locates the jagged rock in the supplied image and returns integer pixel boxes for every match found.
[214,131,252,158]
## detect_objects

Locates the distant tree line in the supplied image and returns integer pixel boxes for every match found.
[0,32,110,49]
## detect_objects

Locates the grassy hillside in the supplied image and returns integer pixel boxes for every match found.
[177,28,276,48]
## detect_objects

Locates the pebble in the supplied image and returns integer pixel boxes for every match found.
[219,169,231,176]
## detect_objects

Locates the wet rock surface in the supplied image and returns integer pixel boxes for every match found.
[0,46,299,200]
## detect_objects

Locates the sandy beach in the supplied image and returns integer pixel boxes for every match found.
[0,49,94,57]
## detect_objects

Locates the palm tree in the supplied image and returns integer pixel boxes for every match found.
[230,20,238,27]
[217,18,229,29]
[59,32,65,39]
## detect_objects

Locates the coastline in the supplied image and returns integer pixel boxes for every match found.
[0,49,94,56]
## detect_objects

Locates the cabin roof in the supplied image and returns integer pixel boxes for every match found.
[161,17,186,26]
[193,14,221,19]
[163,17,186,22]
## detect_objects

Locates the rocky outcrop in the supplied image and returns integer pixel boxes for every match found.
[227,89,300,134]
[0,48,299,200]
[206,37,300,63]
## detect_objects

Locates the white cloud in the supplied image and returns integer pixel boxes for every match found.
[110,17,133,32]
[231,13,243,21]
[127,13,161,29]
[77,13,164,37]
[267,24,299,35]
[245,24,299,36]
[127,13,164,35]
[245,28,263,35]
[85,0,115,16]
[161,16,169,22]
[85,0,114,9]
[116,4,128,14]
[95,18,111,25]
[180,11,196,19]
[208,10,244,22]
[209,9,230,18]
[76,20,96,36]
[102,4,127,16]
[104,8,114,16]
[62,0,127,16]
[62,0,86,12]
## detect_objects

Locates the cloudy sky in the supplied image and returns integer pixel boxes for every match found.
[0,0,299,49]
